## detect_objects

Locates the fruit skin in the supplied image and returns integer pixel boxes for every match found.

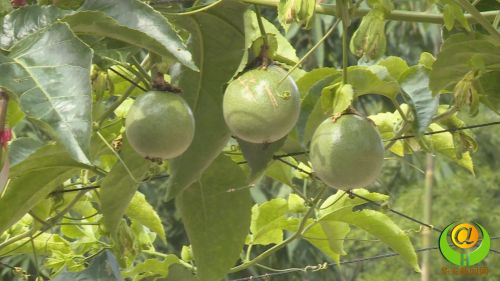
[125,91,195,160]
[309,114,384,189]
[223,66,300,143]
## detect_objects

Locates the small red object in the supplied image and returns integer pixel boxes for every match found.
[0,129,12,147]
[10,0,27,8]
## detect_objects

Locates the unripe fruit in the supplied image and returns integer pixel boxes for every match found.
[125,91,195,160]
[309,114,384,189]
[223,66,300,143]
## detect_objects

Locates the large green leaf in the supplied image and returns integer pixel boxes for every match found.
[70,0,196,70]
[177,155,252,281]
[430,33,500,94]
[400,66,439,134]
[8,137,44,166]
[323,209,420,271]
[249,198,288,245]
[165,1,247,199]
[477,70,500,113]
[0,6,69,49]
[100,141,150,235]
[125,191,166,242]
[0,143,87,234]
[0,3,196,70]
[0,22,93,164]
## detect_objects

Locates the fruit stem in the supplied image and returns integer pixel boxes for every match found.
[150,53,182,92]
[339,0,350,85]
[254,4,271,68]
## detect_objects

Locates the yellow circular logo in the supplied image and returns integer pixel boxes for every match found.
[451,223,479,249]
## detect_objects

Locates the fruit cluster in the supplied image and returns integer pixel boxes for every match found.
[125,65,384,190]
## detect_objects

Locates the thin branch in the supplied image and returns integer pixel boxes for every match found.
[242,0,499,24]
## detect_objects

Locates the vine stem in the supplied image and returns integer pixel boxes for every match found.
[278,18,341,84]
[242,0,498,24]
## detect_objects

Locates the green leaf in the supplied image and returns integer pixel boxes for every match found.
[318,189,389,217]
[325,209,420,272]
[53,250,124,281]
[0,143,86,234]
[238,137,287,180]
[123,256,179,281]
[250,198,288,245]
[377,56,409,80]
[319,220,350,256]
[426,123,474,173]
[346,66,400,100]
[8,137,44,166]
[436,106,477,153]
[100,140,150,235]
[0,233,68,256]
[368,111,404,156]
[400,66,439,134]
[443,4,456,30]
[0,22,93,164]
[288,193,307,213]
[0,6,70,49]
[66,0,196,70]
[165,1,247,199]
[265,160,294,187]
[430,33,500,94]
[284,218,349,263]
[166,264,199,281]
[125,191,166,242]
[333,84,354,114]
[418,52,435,69]
[442,3,470,31]
[477,70,500,113]
[177,155,252,281]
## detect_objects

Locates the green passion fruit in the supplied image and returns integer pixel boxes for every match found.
[309,114,384,189]
[223,65,300,143]
[125,91,195,160]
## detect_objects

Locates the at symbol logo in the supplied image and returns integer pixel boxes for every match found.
[439,223,490,266]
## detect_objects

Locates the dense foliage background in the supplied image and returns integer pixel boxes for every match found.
[0,0,499,280]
